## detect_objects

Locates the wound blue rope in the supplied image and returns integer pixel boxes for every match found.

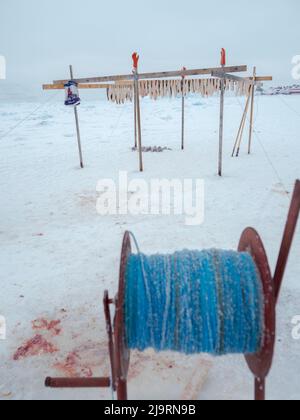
[124,243,264,356]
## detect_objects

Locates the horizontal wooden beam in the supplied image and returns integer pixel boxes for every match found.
[53,65,248,85]
[44,74,272,92]
[212,71,253,84]
[248,76,273,82]
[212,71,272,83]
[43,83,113,90]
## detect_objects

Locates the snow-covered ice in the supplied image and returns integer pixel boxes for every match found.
[0,91,299,400]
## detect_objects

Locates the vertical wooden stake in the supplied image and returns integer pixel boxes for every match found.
[218,75,225,176]
[134,72,143,172]
[69,65,84,169]
[181,86,185,151]
[181,68,186,150]
[236,107,248,157]
[181,87,185,150]
[134,87,137,149]
[248,66,256,155]
[232,87,251,157]
[236,87,252,157]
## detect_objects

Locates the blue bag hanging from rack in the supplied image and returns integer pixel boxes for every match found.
[64,80,81,106]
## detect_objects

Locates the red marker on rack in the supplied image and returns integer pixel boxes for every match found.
[221,48,226,67]
[132,52,139,71]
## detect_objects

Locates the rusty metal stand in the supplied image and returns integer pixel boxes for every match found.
[45,293,116,393]
[239,179,300,400]
[45,181,299,401]
[255,378,265,401]
[274,180,300,302]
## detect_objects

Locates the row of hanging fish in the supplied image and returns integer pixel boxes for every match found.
[107,78,250,104]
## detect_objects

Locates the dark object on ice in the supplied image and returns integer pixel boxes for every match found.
[131,146,172,153]
[64,81,81,107]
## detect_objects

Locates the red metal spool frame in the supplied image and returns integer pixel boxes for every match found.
[46,180,300,400]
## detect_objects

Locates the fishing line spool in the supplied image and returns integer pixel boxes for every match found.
[45,180,300,400]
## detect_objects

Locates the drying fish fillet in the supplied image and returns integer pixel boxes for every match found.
[106,78,250,103]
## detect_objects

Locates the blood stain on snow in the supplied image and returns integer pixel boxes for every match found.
[53,341,108,378]
[13,335,58,361]
[53,351,93,378]
[32,318,62,336]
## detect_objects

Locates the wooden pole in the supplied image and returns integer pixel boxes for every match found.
[69,65,84,169]
[181,68,186,150]
[43,83,113,90]
[232,86,252,156]
[235,88,252,157]
[133,71,143,172]
[181,81,185,151]
[43,76,272,91]
[236,104,249,157]
[248,66,256,154]
[54,65,248,85]
[134,86,137,149]
[218,71,225,176]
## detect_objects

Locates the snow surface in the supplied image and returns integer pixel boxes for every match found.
[0,91,299,400]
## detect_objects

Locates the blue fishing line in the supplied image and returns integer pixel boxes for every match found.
[124,244,264,357]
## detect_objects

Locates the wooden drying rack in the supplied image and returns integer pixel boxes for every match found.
[43,51,272,174]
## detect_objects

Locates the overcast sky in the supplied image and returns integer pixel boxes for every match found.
[0,0,299,88]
